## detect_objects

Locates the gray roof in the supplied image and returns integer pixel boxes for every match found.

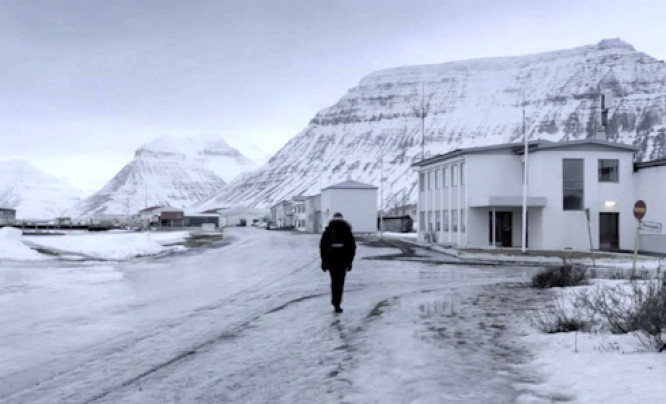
[323,180,378,190]
[635,158,666,169]
[412,139,639,167]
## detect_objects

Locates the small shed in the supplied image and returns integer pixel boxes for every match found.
[380,215,414,233]
[0,208,16,224]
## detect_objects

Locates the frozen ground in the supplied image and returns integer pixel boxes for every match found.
[0,228,662,403]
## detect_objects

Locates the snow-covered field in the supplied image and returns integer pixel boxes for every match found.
[0,227,663,403]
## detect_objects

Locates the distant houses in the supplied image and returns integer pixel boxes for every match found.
[270,180,379,234]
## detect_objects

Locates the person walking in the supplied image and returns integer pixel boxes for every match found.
[320,212,356,313]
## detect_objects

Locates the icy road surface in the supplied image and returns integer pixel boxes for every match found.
[0,228,548,403]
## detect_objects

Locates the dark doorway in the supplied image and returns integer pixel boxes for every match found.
[489,211,513,247]
[599,213,619,250]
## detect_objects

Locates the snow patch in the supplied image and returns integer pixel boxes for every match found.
[0,227,45,260]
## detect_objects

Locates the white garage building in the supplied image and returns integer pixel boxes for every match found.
[320,180,378,233]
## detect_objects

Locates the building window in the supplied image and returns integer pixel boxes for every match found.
[419,173,425,191]
[443,210,449,231]
[435,169,439,189]
[443,167,449,188]
[460,209,465,233]
[428,171,432,190]
[420,211,425,229]
[563,159,584,210]
[452,165,458,187]
[598,159,619,182]
[436,210,441,231]
[460,162,465,185]
[452,209,458,232]
[427,211,433,231]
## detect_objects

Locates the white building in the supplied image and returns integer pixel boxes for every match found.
[321,180,378,233]
[270,200,293,229]
[305,194,322,233]
[414,140,645,251]
[291,196,308,232]
[634,159,666,253]
[217,206,269,227]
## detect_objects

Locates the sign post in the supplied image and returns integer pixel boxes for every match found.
[632,200,647,278]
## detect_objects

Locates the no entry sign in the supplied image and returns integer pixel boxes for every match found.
[633,200,646,220]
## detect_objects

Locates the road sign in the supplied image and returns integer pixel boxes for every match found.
[640,221,662,233]
[633,200,646,220]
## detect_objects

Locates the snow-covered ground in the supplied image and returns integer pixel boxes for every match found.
[0,228,190,261]
[0,227,663,403]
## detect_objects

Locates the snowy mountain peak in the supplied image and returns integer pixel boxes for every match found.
[595,38,635,51]
[0,160,85,219]
[200,39,666,210]
[68,134,259,217]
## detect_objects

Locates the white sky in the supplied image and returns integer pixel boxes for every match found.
[2,0,666,193]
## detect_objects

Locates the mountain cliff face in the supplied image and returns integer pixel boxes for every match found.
[69,136,255,217]
[0,161,85,219]
[199,38,666,210]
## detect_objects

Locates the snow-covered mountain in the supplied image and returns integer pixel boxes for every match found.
[198,38,666,210]
[68,135,255,217]
[0,160,85,219]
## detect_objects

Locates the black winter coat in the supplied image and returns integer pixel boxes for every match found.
[319,218,356,269]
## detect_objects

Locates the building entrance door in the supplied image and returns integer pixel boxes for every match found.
[489,211,513,247]
[599,213,619,250]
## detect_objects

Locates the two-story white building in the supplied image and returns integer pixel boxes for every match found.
[414,140,641,251]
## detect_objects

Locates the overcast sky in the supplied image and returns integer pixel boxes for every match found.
[2,0,666,193]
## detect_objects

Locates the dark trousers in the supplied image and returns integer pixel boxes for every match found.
[328,266,347,307]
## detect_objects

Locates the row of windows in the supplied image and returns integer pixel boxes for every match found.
[419,162,465,191]
[420,209,466,233]
[563,158,620,210]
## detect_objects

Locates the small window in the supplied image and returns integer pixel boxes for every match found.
[452,209,458,232]
[460,162,465,185]
[443,210,449,231]
[452,165,458,186]
[460,209,465,233]
[427,171,432,190]
[427,211,433,231]
[598,159,619,182]
[443,167,449,188]
[435,170,439,189]
[436,210,441,231]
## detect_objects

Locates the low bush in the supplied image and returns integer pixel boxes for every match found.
[532,264,588,289]
[529,299,592,333]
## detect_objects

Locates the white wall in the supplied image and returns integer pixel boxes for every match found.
[530,149,636,250]
[634,165,666,253]
[322,188,377,233]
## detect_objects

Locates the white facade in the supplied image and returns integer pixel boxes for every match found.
[634,161,666,253]
[305,194,322,233]
[218,207,269,227]
[291,197,308,232]
[415,140,641,251]
[270,201,293,229]
[321,180,378,233]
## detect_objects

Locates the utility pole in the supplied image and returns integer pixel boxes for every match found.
[521,107,528,253]
[421,82,426,161]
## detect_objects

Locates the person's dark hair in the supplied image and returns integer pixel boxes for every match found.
[333,212,343,218]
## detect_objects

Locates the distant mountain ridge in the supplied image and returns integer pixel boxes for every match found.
[0,160,85,219]
[198,38,666,210]
[68,135,255,217]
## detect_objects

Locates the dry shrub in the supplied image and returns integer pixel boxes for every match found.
[532,264,588,289]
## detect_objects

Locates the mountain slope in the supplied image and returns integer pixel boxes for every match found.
[68,135,257,216]
[199,38,666,210]
[0,160,85,219]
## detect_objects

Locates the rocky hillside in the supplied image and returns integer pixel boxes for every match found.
[198,38,666,210]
